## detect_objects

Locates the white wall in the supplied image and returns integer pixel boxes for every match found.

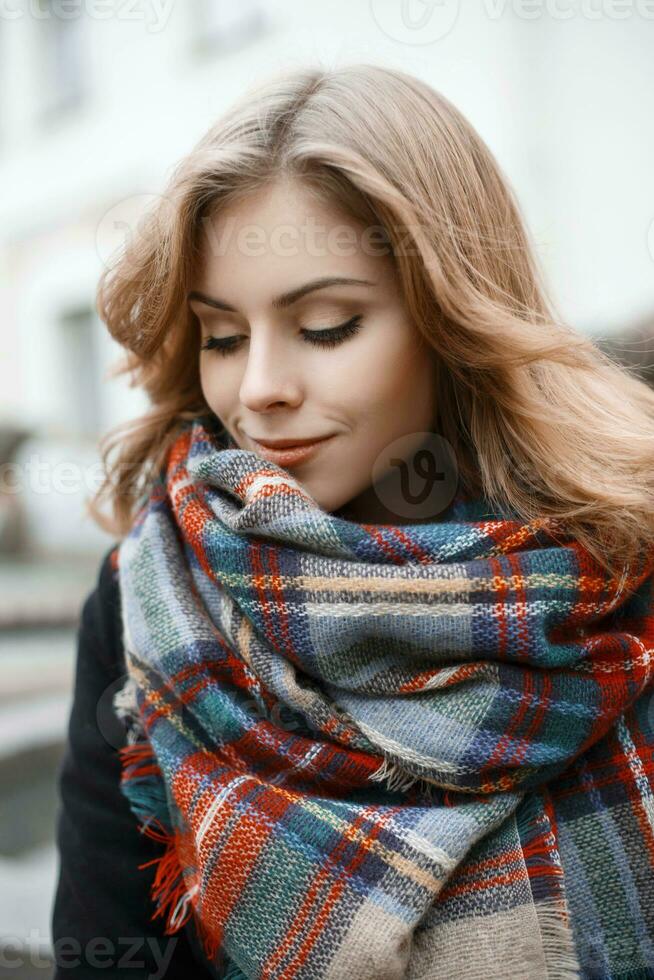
[1,0,653,552]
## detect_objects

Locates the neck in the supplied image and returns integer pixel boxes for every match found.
[334,484,442,525]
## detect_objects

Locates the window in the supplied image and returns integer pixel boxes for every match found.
[37,0,87,121]
[192,0,266,54]
[57,305,102,439]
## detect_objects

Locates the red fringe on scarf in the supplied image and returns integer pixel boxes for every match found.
[117,739,225,967]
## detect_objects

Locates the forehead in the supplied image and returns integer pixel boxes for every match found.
[192,183,394,300]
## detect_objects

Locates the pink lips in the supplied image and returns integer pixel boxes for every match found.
[248,434,336,467]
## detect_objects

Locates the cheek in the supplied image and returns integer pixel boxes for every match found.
[353,342,436,438]
[357,333,426,405]
[199,359,235,414]
[198,359,214,402]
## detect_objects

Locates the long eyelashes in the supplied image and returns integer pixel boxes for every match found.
[200,315,363,357]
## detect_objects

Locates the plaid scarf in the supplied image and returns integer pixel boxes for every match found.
[113,415,654,979]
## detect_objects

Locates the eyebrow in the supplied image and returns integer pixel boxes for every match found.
[186,276,376,312]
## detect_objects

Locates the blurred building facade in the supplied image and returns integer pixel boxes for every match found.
[1,1,654,561]
[1,2,654,973]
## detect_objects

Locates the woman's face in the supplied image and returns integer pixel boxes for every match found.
[190,177,439,522]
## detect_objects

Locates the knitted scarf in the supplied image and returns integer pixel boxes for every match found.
[113,415,654,979]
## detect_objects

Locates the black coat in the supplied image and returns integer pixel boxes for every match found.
[51,545,218,979]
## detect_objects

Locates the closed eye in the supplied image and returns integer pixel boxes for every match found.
[200,315,363,356]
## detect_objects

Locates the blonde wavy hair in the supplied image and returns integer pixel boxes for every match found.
[89,61,654,580]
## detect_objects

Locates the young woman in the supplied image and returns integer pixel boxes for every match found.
[52,63,654,979]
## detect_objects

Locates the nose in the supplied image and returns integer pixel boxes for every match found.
[238,331,303,413]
